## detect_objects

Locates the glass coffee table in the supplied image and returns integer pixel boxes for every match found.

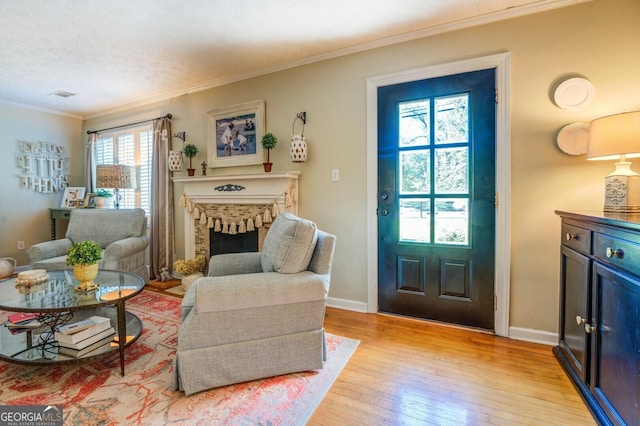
[0,269,145,376]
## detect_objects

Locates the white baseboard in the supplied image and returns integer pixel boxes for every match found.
[507,326,558,346]
[326,297,368,313]
[325,299,559,345]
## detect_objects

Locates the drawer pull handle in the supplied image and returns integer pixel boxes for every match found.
[605,247,624,259]
[565,233,578,241]
[584,323,597,334]
[576,315,586,325]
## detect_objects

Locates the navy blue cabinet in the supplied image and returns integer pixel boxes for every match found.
[555,211,640,426]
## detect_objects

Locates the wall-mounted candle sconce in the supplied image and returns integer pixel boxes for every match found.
[169,131,186,172]
[290,112,307,162]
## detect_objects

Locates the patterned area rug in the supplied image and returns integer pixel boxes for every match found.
[0,290,359,425]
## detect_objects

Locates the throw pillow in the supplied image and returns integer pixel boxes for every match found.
[261,213,318,273]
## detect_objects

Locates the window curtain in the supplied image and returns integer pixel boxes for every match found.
[150,118,174,281]
[85,133,98,193]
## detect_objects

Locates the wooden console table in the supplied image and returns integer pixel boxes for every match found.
[49,208,71,240]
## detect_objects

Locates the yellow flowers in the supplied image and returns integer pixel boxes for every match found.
[173,255,206,275]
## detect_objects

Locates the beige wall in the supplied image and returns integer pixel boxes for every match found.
[4,0,639,334]
[0,104,83,264]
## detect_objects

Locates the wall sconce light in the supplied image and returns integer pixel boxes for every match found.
[290,112,307,162]
[169,131,186,172]
[586,111,640,213]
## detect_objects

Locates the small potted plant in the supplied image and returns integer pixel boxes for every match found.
[93,189,113,209]
[66,240,102,291]
[261,133,278,172]
[183,144,199,176]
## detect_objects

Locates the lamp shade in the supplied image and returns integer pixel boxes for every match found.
[96,165,136,189]
[586,111,640,161]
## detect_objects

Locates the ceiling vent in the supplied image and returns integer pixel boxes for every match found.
[50,90,76,98]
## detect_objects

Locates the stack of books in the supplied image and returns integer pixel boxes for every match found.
[5,312,44,334]
[54,316,115,357]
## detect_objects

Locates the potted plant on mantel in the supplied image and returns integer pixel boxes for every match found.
[183,144,199,176]
[261,132,278,172]
[93,188,113,209]
[66,240,102,291]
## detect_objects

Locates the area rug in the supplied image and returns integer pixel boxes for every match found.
[0,290,359,425]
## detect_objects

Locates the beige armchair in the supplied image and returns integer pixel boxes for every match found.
[26,208,150,282]
[173,213,336,395]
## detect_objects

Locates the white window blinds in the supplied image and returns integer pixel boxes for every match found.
[96,125,152,214]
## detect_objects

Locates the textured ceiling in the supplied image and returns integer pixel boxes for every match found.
[0,0,588,117]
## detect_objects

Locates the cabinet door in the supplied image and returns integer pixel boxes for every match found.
[559,245,590,381]
[591,263,639,426]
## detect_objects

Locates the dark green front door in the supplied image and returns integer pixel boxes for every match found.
[378,69,496,330]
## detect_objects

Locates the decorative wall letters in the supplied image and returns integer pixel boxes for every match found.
[17,141,70,193]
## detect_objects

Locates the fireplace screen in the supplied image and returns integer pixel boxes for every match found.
[210,229,259,255]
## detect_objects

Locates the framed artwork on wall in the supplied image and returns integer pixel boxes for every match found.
[207,100,265,168]
[60,187,86,208]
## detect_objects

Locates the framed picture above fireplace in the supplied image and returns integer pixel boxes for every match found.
[207,100,265,168]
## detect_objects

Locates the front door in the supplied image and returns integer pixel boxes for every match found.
[378,69,496,330]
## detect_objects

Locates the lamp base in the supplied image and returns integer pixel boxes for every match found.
[603,174,640,213]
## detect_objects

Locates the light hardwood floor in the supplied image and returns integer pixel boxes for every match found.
[310,307,596,425]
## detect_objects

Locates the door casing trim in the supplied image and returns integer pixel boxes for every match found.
[366,52,511,337]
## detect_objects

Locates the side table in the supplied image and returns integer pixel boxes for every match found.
[49,208,71,240]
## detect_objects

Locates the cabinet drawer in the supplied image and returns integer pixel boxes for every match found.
[594,233,640,277]
[561,223,591,255]
[50,209,71,220]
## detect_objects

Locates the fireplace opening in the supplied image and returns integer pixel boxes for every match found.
[210,229,259,256]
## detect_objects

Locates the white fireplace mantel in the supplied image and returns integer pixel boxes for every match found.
[173,171,300,258]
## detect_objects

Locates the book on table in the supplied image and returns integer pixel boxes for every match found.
[57,333,116,357]
[5,312,44,334]
[7,312,37,324]
[5,320,45,335]
[57,327,116,350]
[54,316,111,345]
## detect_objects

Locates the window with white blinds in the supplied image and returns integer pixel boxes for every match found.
[96,125,152,215]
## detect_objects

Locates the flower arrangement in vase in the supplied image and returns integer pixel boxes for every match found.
[66,240,102,291]
[93,189,113,209]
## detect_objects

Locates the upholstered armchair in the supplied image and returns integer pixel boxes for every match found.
[26,208,150,282]
[173,213,336,395]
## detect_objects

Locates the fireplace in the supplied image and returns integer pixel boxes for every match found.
[173,172,300,260]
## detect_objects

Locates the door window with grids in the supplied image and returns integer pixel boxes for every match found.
[398,94,470,245]
[96,125,152,215]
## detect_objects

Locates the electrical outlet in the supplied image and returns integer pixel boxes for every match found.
[17,241,25,250]
[331,169,340,181]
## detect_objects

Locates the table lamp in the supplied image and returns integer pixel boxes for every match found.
[96,165,136,209]
[586,111,640,213]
